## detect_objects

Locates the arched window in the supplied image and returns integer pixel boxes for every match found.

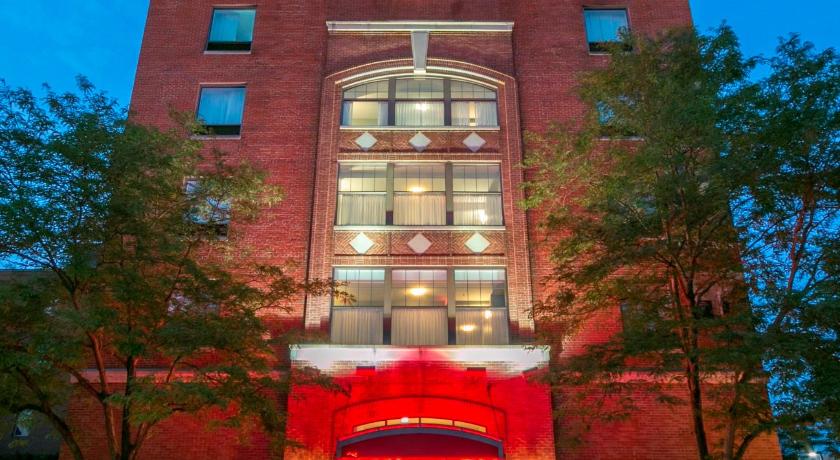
[341,77,498,128]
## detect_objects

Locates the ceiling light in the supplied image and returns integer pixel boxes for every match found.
[484,310,493,319]
[460,324,476,332]
[409,287,427,297]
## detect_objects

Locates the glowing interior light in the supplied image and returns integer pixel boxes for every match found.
[478,209,488,224]
[409,287,427,297]
[483,309,493,319]
[400,416,410,424]
[415,102,429,111]
[807,453,819,459]
[460,324,477,332]
[408,186,425,193]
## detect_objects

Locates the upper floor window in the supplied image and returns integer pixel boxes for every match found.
[185,178,231,237]
[207,8,256,51]
[333,268,386,307]
[197,86,246,136]
[454,269,507,308]
[336,162,504,227]
[584,9,629,53]
[342,77,498,128]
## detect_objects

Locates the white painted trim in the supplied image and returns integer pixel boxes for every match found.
[340,125,500,132]
[327,21,514,33]
[411,31,429,74]
[335,67,505,86]
[334,225,505,232]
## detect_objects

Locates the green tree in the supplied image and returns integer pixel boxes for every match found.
[524,28,838,460]
[0,78,333,460]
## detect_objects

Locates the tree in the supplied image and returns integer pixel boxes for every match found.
[524,28,839,460]
[0,78,334,460]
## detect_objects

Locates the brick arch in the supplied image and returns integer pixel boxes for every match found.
[336,427,504,459]
[305,56,536,343]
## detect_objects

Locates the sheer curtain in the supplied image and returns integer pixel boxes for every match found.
[342,101,388,126]
[453,194,503,226]
[198,87,246,126]
[584,10,628,43]
[209,9,255,43]
[336,194,386,225]
[393,194,446,225]
[331,308,384,344]
[395,102,444,126]
[391,308,448,345]
[451,101,498,127]
[456,308,509,345]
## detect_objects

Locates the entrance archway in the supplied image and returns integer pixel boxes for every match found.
[337,427,504,459]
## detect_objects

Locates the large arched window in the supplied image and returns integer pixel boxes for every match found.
[341,77,498,128]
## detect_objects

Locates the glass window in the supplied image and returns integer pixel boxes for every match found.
[207,8,256,51]
[393,164,446,226]
[391,269,448,307]
[454,269,506,308]
[584,9,629,52]
[333,268,386,307]
[197,87,246,135]
[336,164,386,225]
[185,179,231,237]
[453,164,503,226]
[340,77,497,128]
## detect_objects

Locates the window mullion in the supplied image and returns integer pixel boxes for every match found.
[445,162,454,225]
[387,78,396,126]
[443,78,452,126]
[386,163,394,225]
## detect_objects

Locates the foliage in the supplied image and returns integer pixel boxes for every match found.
[524,28,839,460]
[0,78,335,460]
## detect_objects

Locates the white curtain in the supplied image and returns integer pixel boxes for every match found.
[451,101,498,127]
[336,194,386,225]
[342,101,388,127]
[198,87,245,125]
[331,307,384,344]
[456,308,509,345]
[395,101,444,126]
[393,194,446,225]
[391,308,448,345]
[453,194,502,226]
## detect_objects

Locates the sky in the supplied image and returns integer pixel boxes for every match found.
[0,1,839,106]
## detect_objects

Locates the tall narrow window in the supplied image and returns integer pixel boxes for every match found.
[453,164,503,226]
[341,81,389,127]
[336,164,387,225]
[197,87,246,135]
[393,164,446,226]
[584,9,629,52]
[207,8,256,51]
[451,81,498,127]
[395,79,445,126]
[391,269,448,346]
[332,268,385,345]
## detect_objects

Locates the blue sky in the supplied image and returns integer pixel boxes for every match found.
[0,1,839,105]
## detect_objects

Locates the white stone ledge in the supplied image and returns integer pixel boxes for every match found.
[327,21,514,33]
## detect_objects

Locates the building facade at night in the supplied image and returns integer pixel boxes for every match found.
[65,1,782,458]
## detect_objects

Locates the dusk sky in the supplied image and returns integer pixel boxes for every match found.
[1,1,838,105]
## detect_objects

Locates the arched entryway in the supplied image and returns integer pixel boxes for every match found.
[337,427,504,459]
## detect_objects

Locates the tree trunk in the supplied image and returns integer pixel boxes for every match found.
[686,349,710,459]
[119,357,136,460]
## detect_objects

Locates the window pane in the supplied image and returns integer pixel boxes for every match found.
[391,269,448,307]
[456,308,509,345]
[393,194,446,225]
[395,79,444,99]
[452,101,498,127]
[584,9,628,46]
[452,165,501,192]
[453,194,502,226]
[393,164,445,192]
[336,194,386,225]
[197,87,246,128]
[391,307,448,345]
[333,269,385,307]
[338,164,387,192]
[342,101,388,126]
[344,80,390,100]
[451,81,496,100]
[208,9,255,49]
[332,307,384,344]
[395,101,444,126]
[454,269,506,308]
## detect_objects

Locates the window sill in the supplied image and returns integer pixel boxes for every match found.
[190,134,242,140]
[204,50,252,55]
[597,136,645,141]
[340,126,500,132]
[334,225,505,231]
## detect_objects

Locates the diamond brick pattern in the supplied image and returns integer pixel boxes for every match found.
[464,232,491,253]
[349,232,375,254]
[463,132,486,152]
[409,132,432,152]
[355,132,378,151]
[406,233,432,254]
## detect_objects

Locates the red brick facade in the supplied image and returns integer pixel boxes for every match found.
[64,1,782,458]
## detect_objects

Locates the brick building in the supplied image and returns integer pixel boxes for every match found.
[73,1,783,458]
